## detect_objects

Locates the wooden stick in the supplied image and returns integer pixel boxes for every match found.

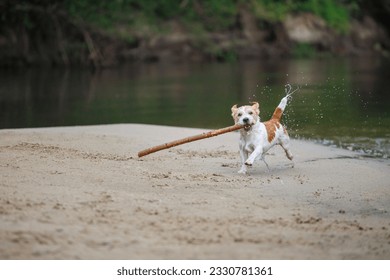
[138,124,244,158]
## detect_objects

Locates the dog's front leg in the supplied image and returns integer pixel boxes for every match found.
[245,146,263,166]
[238,143,248,174]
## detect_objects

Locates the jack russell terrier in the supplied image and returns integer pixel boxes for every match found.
[231,92,294,174]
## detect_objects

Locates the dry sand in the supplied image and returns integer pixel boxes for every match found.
[0,124,389,259]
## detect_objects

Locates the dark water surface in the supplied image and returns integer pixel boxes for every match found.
[1,58,389,158]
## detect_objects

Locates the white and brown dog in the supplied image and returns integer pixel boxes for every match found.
[231,94,293,174]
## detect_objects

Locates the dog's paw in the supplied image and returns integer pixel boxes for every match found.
[238,169,247,174]
[244,161,253,166]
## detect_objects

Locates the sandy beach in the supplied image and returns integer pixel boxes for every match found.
[0,124,389,259]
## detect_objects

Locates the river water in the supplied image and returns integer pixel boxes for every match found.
[0,58,389,159]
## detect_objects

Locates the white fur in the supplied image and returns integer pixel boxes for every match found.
[232,97,293,174]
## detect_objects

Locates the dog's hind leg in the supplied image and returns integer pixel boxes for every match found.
[279,133,294,166]
[261,155,270,172]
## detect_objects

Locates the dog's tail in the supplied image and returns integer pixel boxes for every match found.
[270,84,299,121]
[270,97,288,121]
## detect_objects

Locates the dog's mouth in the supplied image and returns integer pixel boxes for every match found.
[243,124,252,131]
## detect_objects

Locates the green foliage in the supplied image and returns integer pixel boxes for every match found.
[250,0,354,32]
[291,43,317,58]
[197,0,238,30]
[65,0,131,28]
[0,0,363,33]
[297,0,350,32]
[207,48,238,62]
[251,0,293,22]
[0,0,364,65]
[2,0,355,36]
[65,0,239,32]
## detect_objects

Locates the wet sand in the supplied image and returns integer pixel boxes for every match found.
[0,124,389,259]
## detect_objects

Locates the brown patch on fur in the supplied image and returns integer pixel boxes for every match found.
[264,120,281,143]
[265,107,284,142]
[271,107,283,121]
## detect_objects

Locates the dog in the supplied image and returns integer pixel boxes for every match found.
[231,94,293,174]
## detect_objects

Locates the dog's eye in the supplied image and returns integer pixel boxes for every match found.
[237,113,242,117]
[249,111,253,115]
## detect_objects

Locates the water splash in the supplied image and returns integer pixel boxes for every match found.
[284,83,300,99]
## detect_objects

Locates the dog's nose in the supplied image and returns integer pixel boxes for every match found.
[243,117,249,123]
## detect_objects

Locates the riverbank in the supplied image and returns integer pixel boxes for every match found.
[0,124,389,259]
[1,1,389,67]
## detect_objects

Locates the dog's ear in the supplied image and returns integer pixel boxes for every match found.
[231,104,238,115]
[251,102,260,115]
[231,104,239,121]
